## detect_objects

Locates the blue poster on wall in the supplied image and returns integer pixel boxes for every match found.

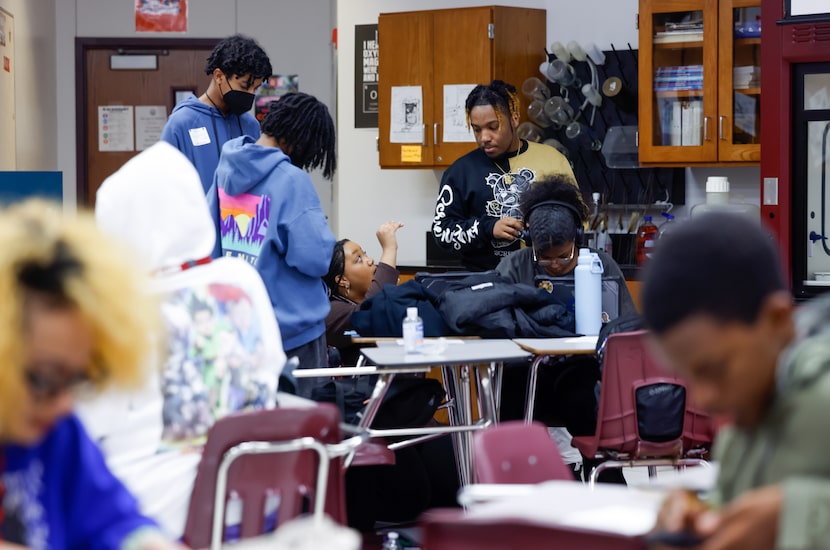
[0,172,62,205]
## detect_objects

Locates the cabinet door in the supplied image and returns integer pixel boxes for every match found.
[378,11,434,168]
[432,7,493,167]
[717,0,761,162]
[639,0,719,164]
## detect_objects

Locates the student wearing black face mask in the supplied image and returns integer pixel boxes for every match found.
[161,34,272,194]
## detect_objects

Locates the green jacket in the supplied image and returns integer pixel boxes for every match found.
[712,295,830,549]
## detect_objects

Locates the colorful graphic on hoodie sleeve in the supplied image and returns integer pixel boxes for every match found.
[217,188,270,265]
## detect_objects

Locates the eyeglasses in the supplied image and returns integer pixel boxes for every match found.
[24,364,103,401]
[533,243,576,268]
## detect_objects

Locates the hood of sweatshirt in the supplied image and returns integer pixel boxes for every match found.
[95,141,216,272]
[213,135,293,195]
[170,94,221,119]
[777,294,830,393]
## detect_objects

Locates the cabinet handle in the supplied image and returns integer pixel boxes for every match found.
[422,124,426,146]
[635,130,639,148]
[704,116,711,142]
[434,123,439,146]
[718,115,726,141]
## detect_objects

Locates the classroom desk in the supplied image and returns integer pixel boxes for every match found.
[358,339,532,486]
[423,480,660,549]
[512,336,599,423]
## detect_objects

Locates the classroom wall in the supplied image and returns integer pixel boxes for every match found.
[1,0,335,212]
[0,0,57,174]
[3,1,760,247]
[335,0,760,263]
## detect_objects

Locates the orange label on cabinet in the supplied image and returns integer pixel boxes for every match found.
[401,145,422,163]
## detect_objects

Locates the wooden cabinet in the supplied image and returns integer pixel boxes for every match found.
[378,6,546,168]
[638,0,761,165]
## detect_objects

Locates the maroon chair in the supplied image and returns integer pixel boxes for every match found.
[472,421,575,484]
[421,508,648,550]
[571,330,714,486]
[182,404,348,550]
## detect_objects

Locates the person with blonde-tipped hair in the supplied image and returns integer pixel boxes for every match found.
[0,200,183,550]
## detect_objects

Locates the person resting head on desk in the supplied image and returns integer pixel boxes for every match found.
[323,221,404,366]
[0,200,183,550]
[643,213,830,550]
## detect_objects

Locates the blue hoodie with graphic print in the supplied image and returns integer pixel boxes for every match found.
[207,135,335,351]
[160,96,261,194]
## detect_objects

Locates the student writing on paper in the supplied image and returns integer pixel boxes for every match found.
[643,213,830,550]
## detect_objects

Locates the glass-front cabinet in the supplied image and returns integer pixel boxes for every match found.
[638,0,761,165]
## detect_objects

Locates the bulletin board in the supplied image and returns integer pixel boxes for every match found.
[0,8,15,170]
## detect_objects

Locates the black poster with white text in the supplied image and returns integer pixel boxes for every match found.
[354,24,378,128]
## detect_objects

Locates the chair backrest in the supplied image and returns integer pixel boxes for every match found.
[182,404,346,550]
[573,330,714,460]
[420,508,648,550]
[473,421,574,484]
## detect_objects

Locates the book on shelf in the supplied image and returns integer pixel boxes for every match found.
[653,31,703,44]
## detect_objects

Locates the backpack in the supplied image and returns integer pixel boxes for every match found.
[311,372,446,428]
[595,312,646,367]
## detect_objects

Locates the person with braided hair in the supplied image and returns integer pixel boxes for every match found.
[207,92,336,398]
[161,34,272,194]
[431,79,577,271]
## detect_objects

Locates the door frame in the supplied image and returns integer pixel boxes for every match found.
[75,37,218,205]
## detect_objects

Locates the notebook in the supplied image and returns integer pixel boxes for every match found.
[534,275,623,323]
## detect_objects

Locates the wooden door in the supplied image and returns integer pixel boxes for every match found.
[78,38,217,206]
[432,7,492,167]
[378,11,434,168]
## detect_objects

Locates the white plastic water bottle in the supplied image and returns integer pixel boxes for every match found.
[382,531,402,550]
[574,248,603,336]
[402,307,424,354]
[224,490,244,542]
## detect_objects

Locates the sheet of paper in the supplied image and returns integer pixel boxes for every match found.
[443,84,477,142]
[98,105,134,152]
[389,85,423,143]
[135,105,167,151]
[466,480,665,537]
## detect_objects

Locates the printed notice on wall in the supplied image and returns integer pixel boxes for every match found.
[98,105,134,152]
[354,24,378,129]
[389,85,423,143]
[135,105,167,150]
[443,84,477,143]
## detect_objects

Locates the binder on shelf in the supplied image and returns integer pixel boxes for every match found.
[680,100,702,146]
[670,101,683,146]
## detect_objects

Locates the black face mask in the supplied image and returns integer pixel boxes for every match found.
[221,80,255,116]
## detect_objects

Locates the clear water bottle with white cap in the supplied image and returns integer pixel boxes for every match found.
[402,307,423,354]
[574,248,603,335]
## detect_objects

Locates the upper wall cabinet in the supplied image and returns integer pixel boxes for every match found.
[638,0,761,165]
[378,6,546,169]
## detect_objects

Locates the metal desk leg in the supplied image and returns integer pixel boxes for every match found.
[456,364,473,486]
[524,355,546,423]
[488,362,502,420]
[343,372,395,468]
[476,362,499,426]
[441,364,468,487]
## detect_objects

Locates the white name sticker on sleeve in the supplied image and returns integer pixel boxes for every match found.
[188,127,211,147]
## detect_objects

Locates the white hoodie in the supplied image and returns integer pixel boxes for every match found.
[79,141,287,537]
